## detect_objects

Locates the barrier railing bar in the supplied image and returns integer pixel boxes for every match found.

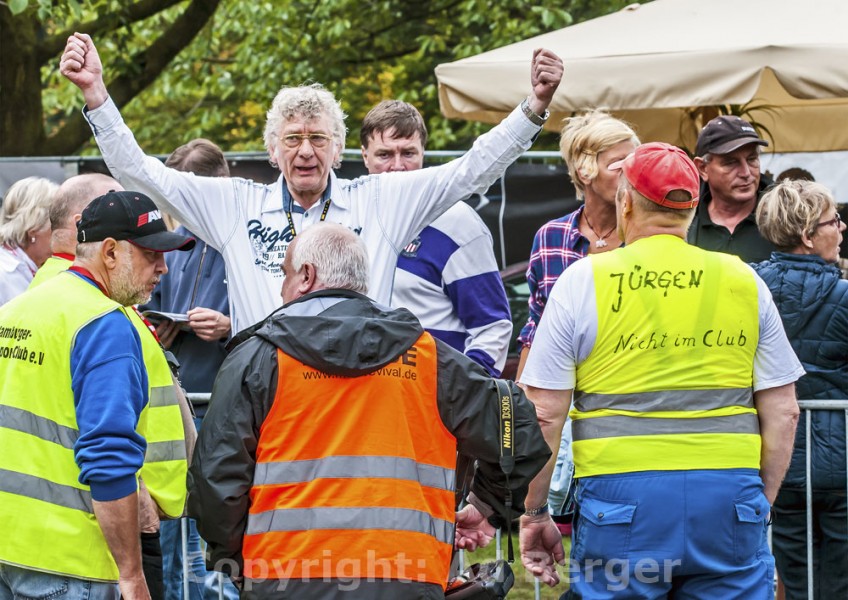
[796,399,848,600]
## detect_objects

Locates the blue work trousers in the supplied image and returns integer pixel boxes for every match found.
[562,469,774,599]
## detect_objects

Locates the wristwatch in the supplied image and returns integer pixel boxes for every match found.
[520,97,550,127]
[524,502,549,516]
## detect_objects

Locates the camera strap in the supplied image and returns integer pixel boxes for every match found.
[495,379,515,563]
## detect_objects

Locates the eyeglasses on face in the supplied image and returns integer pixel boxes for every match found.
[280,133,334,149]
[815,213,843,229]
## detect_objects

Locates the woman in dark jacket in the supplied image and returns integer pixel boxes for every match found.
[753,179,848,600]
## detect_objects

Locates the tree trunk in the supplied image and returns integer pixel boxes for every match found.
[0,0,222,157]
[0,7,47,156]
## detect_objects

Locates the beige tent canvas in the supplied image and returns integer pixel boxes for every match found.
[435,0,848,153]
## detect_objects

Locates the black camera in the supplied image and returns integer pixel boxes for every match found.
[445,560,514,599]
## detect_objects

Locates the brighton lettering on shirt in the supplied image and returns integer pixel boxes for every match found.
[245,218,363,277]
[247,220,295,277]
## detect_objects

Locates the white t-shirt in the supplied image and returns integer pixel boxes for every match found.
[520,251,804,392]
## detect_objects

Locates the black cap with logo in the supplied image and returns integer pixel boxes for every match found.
[695,115,769,157]
[77,190,195,252]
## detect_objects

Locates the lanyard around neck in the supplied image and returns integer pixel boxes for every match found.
[283,180,332,238]
[285,196,332,238]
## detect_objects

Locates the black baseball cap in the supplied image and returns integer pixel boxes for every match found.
[77,191,195,252]
[695,115,768,157]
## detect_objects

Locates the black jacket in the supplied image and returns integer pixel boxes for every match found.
[187,290,549,597]
[753,253,848,490]
[687,175,776,263]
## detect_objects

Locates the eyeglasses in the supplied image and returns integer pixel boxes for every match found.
[815,213,843,229]
[280,133,334,149]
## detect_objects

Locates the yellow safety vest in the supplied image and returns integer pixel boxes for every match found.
[26,256,186,516]
[572,235,761,478]
[28,255,72,289]
[0,271,185,581]
[125,306,188,519]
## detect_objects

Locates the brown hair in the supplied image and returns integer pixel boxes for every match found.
[165,138,230,177]
[360,100,428,148]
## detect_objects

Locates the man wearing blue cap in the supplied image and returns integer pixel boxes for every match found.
[0,191,194,600]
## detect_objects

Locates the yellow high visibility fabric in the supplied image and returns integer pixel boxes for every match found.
[29,255,72,289]
[124,309,187,519]
[573,235,761,477]
[25,256,186,518]
[0,272,138,581]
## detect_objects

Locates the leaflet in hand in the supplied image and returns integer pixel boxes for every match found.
[142,310,192,331]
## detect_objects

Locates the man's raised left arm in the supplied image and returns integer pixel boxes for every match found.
[377,49,564,247]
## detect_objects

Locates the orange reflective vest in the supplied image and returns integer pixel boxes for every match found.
[242,332,457,587]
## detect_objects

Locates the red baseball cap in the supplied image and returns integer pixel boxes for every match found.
[609,142,700,209]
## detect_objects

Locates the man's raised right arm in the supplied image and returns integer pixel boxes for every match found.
[60,33,240,250]
[59,33,109,110]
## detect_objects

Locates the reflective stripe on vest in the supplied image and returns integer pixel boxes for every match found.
[0,404,79,449]
[573,236,760,477]
[0,467,93,513]
[254,456,456,491]
[125,308,187,518]
[243,332,456,587]
[0,273,131,581]
[246,506,454,544]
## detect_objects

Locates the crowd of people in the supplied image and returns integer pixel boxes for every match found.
[0,29,845,600]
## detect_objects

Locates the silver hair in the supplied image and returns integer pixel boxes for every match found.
[0,177,57,247]
[263,84,347,169]
[290,223,368,294]
[74,240,103,260]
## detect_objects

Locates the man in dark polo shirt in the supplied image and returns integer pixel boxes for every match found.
[688,116,776,262]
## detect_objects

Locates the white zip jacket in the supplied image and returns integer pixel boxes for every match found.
[84,98,540,334]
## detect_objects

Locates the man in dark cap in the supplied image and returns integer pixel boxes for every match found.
[0,191,194,600]
[688,115,776,262]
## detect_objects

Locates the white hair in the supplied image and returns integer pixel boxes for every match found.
[263,83,347,169]
[290,223,368,294]
[0,177,57,247]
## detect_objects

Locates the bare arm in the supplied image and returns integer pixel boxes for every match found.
[518,385,571,587]
[93,492,151,600]
[754,382,800,504]
[515,345,531,382]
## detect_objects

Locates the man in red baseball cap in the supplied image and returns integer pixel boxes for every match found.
[518,142,802,599]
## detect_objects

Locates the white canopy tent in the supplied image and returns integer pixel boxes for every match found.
[435,0,848,154]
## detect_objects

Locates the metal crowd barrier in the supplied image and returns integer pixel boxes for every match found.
[177,395,847,600]
[181,394,220,600]
[522,399,848,600]
[796,399,848,600]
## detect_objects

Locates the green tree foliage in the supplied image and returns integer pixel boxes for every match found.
[1,0,633,156]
